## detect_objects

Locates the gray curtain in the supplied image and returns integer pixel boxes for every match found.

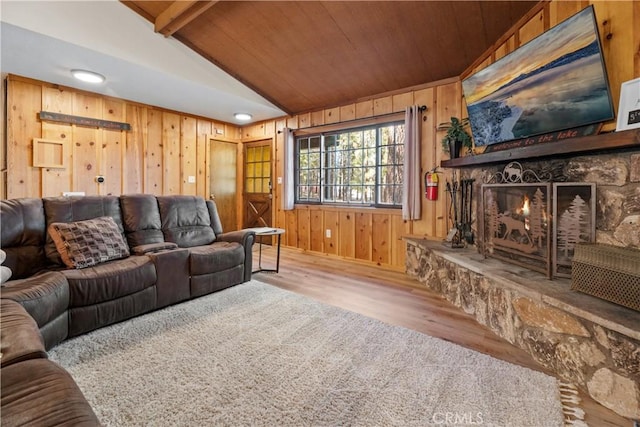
[402,106,421,220]
[282,128,295,210]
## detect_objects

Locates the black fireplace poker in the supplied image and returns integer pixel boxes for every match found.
[460,178,475,245]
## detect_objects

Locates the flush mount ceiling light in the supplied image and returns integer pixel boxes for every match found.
[71,69,105,84]
[234,113,252,121]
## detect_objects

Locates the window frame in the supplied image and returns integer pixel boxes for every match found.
[294,120,405,208]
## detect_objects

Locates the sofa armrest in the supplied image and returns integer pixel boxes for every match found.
[132,242,178,255]
[217,230,255,246]
[147,248,190,308]
[0,271,69,328]
[0,299,47,367]
[0,271,70,349]
[216,230,255,282]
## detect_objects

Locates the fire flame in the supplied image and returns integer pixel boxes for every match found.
[517,195,531,217]
[519,195,531,231]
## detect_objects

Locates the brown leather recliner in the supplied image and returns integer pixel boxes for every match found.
[157,195,254,296]
[42,196,158,337]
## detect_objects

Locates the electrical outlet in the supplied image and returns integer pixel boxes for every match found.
[62,191,85,197]
[325,229,331,238]
[277,177,283,184]
[188,176,196,183]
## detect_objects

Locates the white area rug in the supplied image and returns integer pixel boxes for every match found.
[49,280,564,426]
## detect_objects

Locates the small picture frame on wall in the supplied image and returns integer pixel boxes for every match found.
[616,78,640,131]
[32,138,67,169]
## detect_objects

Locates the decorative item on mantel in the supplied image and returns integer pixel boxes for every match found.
[616,77,640,132]
[437,117,473,159]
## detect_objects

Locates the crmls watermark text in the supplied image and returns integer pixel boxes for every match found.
[431,412,484,425]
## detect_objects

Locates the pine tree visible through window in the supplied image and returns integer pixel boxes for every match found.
[295,122,404,206]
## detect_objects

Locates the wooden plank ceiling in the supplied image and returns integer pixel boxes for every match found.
[122,1,538,115]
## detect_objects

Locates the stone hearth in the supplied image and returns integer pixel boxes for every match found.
[406,237,640,420]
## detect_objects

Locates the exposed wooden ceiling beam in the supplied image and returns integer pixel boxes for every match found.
[155,1,217,37]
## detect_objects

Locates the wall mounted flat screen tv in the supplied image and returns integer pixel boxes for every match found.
[462,6,614,147]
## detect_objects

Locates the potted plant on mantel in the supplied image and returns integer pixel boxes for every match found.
[437,117,473,158]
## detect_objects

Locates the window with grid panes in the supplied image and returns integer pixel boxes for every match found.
[245,145,271,193]
[295,122,404,207]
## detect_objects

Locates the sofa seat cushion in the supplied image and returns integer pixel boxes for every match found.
[62,255,156,307]
[189,242,245,275]
[0,299,46,367]
[49,216,130,269]
[1,358,100,426]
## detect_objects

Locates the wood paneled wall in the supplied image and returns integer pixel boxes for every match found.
[2,1,637,271]
[242,0,640,271]
[242,81,461,271]
[4,75,241,199]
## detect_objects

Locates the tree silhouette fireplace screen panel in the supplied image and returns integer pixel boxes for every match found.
[481,183,552,278]
[552,183,596,278]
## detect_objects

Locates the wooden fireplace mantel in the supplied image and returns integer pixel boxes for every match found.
[440,128,640,169]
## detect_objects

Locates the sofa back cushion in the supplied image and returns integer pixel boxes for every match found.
[0,198,50,279]
[119,194,164,247]
[157,196,216,248]
[43,196,125,265]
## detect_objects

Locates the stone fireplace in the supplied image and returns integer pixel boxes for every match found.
[406,148,640,419]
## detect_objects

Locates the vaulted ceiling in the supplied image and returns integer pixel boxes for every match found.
[123,1,539,116]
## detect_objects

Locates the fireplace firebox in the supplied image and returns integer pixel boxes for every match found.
[479,163,596,279]
[481,183,552,277]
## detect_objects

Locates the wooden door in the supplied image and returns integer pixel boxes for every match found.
[209,139,238,231]
[244,141,272,228]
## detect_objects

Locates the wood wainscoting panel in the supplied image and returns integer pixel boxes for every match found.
[124,104,146,194]
[180,116,197,196]
[371,213,390,265]
[297,209,311,251]
[7,79,42,199]
[162,112,181,195]
[101,98,126,196]
[41,86,73,197]
[309,208,324,253]
[72,93,102,196]
[324,211,339,255]
[339,211,356,259]
[355,211,372,261]
[145,109,164,195]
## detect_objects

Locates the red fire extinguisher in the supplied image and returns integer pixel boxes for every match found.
[425,171,439,201]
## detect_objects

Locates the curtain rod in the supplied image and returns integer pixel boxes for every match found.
[278,105,427,134]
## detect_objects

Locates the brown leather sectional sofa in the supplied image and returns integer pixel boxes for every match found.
[0,194,255,426]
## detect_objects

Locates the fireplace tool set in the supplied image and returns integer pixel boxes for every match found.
[445,172,475,248]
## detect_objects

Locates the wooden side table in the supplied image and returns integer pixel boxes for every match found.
[245,227,285,273]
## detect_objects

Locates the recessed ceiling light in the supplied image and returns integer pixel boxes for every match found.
[234,113,252,121]
[71,69,105,84]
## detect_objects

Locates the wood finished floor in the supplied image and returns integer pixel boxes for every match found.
[252,245,632,427]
